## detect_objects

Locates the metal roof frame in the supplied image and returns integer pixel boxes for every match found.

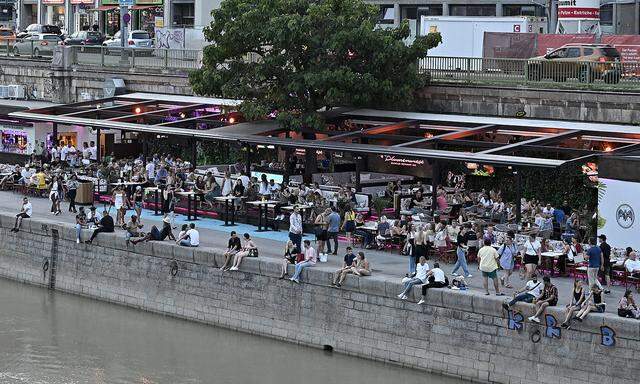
[11,92,640,169]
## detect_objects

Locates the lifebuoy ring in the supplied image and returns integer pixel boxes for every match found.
[170,261,179,277]
[530,329,541,343]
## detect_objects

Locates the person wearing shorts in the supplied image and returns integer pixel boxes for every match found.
[522,234,541,281]
[478,238,503,296]
[12,197,32,232]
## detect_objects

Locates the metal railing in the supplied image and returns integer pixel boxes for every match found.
[420,56,640,90]
[0,38,57,59]
[69,45,202,71]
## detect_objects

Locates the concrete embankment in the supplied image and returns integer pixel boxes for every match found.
[0,213,638,384]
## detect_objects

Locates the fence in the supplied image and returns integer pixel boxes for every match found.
[0,38,57,59]
[420,56,640,90]
[69,46,202,71]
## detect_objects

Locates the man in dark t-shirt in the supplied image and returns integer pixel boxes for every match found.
[598,234,612,294]
[86,211,114,243]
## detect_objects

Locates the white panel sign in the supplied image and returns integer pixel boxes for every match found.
[599,178,638,249]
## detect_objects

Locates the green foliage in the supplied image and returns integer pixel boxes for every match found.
[372,196,391,217]
[190,0,441,131]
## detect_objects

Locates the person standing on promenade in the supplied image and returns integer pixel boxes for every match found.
[11,196,32,232]
[478,238,504,296]
[598,234,612,294]
[289,205,303,251]
[498,236,518,288]
[326,206,341,256]
[451,225,472,278]
[586,237,604,290]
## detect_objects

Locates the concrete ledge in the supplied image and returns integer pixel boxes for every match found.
[1,214,639,384]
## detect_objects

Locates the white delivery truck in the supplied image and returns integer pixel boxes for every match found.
[420,16,547,58]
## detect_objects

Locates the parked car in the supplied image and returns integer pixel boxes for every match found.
[17,24,63,39]
[0,28,16,50]
[102,30,153,55]
[527,44,622,84]
[12,33,63,57]
[64,30,104,46]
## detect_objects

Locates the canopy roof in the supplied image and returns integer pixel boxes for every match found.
[11,92,640,168]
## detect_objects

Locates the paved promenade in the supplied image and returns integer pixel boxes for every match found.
[0,190,630,316]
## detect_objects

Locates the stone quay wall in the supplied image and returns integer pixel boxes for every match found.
[0,213,638,384]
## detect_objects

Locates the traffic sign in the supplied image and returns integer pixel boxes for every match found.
[118,0,134,6]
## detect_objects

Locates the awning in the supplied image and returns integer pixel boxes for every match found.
[93,5,117,11]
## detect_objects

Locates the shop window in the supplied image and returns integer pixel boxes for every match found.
[0,5,13,22]
[449,4,496,16]
[503,4,544,17]
[379,5,395,24]
[600,4,613,26]
[172,3,194,27]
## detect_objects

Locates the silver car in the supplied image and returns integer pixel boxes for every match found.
[12,33,62,57]
[103,30,153,55]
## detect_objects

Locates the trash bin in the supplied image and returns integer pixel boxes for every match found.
[76,181,94,205]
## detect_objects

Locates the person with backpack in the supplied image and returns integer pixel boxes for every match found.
[498,236,518,288]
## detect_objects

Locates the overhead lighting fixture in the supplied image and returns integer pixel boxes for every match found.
[134,107,142,114]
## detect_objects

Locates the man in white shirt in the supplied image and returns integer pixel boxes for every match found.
[288,205,303,251]
[60,143,70,162]
[12,197,32,232]
[398,256,429,300]
[417,262,449,304]
[542,204,555,216]
[625,252,640,277]
[502,273,542,310]
[177,223,199,247]
[89,141,97,161]
[239,173,250,189]
[145,160,155,181]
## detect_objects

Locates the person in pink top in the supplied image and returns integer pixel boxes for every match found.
[290,240,316,283]
[436,191,448,212]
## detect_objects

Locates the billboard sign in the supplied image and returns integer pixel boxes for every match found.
[557,0,600,20]
[598,178,640,249]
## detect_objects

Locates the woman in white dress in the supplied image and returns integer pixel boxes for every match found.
[112,186,128,227]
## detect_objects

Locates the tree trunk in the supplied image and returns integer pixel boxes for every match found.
[302,129,317,184]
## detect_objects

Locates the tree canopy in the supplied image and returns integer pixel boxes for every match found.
[190,0,441,131]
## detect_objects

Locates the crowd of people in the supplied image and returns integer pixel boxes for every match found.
[3,150,639,322]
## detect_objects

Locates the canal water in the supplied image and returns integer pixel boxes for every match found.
[0,278,464,384]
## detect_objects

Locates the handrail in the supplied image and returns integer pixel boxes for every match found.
[420,55,640,90]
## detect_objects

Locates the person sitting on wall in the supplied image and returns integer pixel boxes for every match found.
[11,196,32,233]
[176,223,199,247]
[289,239,317,283]
[560,279,586,329]
[228,233,258,271]
[527,275,558,324]
[398,256,429,300]
[574,284,606,322]
[131,216,175,244]
[85,210,115,244]
[332,246,357,287]
[417,262,449,305]
[618,289,640,319]
[124,214,144,245]
[502,273,542,311]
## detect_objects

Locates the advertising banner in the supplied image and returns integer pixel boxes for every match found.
[598,178,640,249]
[557,0,600,20]
[535,33,595,55]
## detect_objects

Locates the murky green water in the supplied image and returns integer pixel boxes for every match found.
[0,278,464,384]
